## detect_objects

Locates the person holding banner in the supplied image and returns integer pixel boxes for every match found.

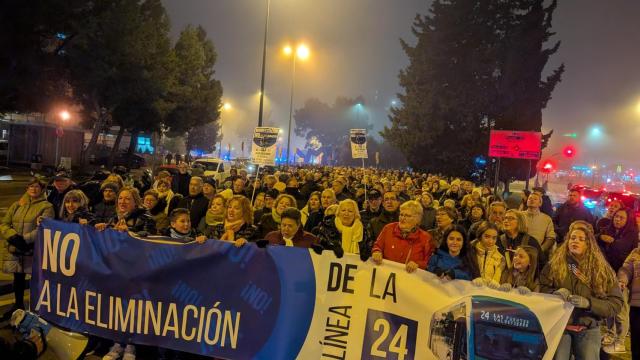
[498,245,540,294]
[427,225,472,280]
[210,195,259,247]
[372,200,434,273]
[313,199,365,257]
[540,221,623,360]
[94,186,156,236]
[60,189,95,225]
[468,221,506,287]
[265,207,319,248]
[1,177,54,319]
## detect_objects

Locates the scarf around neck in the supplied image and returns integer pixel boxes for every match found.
[271,206,282,224]
[205,210,225,226]
[334,216,363,254]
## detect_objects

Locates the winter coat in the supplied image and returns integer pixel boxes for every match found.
[62,208,95,225]
[209,222,260,242]
[304,209,324,232]
[372,222,434,269]
[467,239,506,282]
[553,202,594,243]
[258,213,279,238]
[618,248,640,307]
[497,232,545,271]
[148,199,169,233]
[420,207,437,231]
[171,173,191,197]
[284,187,305,209]
[360,207,382,229]
[92,201,116,224]
[1,193,54,273]
[265,228,319,248]
[107,208,156,235]
[300,180,322,200]
[540,259,623,329]
[427,249,472,280]
[47,185,74,219]
[367,209,399,241]
[176,192,209,228]
[597,216,639,272]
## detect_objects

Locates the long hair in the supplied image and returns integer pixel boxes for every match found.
[441,225,469,257]
[547,220,617,297]
[502,245,539,290]
[60,190,90,219]
[227,195,254,225]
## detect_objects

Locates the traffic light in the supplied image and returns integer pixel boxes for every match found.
[541,160,554,173]
[563,145,576,158]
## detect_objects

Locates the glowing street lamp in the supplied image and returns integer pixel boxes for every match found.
[60,110,71,121]
[56,110,71,167]
[283,43,311,165]
[223,102,232,111]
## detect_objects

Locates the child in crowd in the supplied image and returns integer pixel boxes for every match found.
[427,226,472,280]
[499,245,540,294]
[468,221,506,288]
[60,190,94,225]
[165,208,207,243]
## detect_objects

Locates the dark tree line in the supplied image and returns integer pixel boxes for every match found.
[383,0,563,183]
[0,0,223,165]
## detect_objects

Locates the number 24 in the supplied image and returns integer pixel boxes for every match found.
[370,318,409,360]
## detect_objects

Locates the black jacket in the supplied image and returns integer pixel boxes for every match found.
[108,208,156,235]
[47,185,74,219]
[210,222,260,242]
[172,173,191,197]
[553,202,594,243]
[92,201,116,224]
[367,209,398,241]
[176,192,209,227]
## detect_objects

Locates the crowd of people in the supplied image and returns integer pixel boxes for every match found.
[1,163,639,360]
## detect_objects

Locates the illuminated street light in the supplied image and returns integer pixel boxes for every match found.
[223,102,232,111]
[60,110,71,121]
[636,100,640,115]
[283,43,311,164]
[590,126,602,137]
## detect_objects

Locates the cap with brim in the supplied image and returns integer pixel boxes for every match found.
[54,171,70,180]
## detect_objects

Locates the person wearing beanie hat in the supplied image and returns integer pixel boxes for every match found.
[202,177,217,201]
[92,182,119,223]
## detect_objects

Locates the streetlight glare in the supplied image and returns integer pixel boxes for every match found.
[223,102,232,111]
[296,44,310,60]
[635,100,640,114]
[283,45,293,56]
[59,110,71,121]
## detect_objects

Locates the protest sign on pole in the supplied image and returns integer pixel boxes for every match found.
[350,129,368,159]
[251,127,280,166]
[32,220,573,360]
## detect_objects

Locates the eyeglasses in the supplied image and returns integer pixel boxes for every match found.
[504,216,517,221]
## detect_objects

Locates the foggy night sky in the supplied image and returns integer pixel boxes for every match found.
[162,0,640,166]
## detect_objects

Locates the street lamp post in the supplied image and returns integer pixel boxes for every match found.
[284,44,309,165]
[55,110,70,168]
[257,0,271,127]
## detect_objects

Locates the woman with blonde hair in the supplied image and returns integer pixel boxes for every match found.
[313,199,366,257]
[540,220,623,360]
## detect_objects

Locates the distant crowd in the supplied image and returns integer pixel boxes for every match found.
[1,163,639,360]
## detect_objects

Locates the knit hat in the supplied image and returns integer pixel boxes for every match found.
[100,182,120,193]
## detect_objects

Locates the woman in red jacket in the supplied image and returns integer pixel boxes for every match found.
[372,200,435,273]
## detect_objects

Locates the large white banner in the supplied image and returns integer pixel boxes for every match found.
[251,127,280,166]
[297,254,573,360]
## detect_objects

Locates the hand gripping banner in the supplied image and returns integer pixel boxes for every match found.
[31,220,573,359]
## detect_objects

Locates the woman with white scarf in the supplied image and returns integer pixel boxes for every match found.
[313,199,366,258]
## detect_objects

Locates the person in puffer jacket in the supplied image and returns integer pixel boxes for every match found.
[0,177,54,319]
[540,220,622,360]
[467,221,505,287]
[618,245,640,358]
[427,225,472,280]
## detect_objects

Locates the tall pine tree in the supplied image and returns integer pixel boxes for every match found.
[383,0,563,181]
